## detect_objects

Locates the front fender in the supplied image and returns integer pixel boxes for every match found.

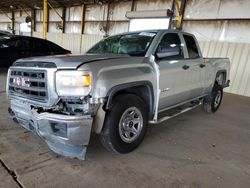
[91,63,156,99]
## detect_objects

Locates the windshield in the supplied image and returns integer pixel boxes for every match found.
[87,32,156,56]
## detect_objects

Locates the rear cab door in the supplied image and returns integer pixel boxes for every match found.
[181,33,207,98]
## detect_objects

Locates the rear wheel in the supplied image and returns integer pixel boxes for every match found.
[203,84,223,113]
[100,94,148,153]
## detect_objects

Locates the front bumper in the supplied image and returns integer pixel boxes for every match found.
[9,99,93,160]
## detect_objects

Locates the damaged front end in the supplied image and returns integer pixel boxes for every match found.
[7,65,105,160]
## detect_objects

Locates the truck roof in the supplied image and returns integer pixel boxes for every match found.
[113,29,194,37]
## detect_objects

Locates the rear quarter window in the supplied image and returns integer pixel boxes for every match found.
[183,35,200,59]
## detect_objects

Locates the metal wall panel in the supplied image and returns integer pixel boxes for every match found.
[62,33,82,54]
[49,23,62,33]
[84,4,107,36]
[135,0,172,11]
[81,34,103,53]
[185,0,250,19]
[33,32,102,54]
[0,12,11,32]
[0,13,11,22]
[84,22,105,35]
[110,1,131,21]
[108,22,129,35]
[66,6,82,21]
[199,41,250,97]
[65,22,81,33]
[183,20,250,43]
[36,10,43,22]
[50,8,63,22]
[85,4,107,21]
[35,23,43,32]
[33,32,42,38]
[0,23,9,31]
[47,33,63,46]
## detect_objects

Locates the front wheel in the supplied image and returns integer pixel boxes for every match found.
[100,94,148,153]
[203,84,223,113]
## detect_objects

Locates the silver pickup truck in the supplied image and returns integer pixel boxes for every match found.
[7,30,230,159]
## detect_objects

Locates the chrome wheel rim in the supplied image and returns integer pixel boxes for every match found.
[214,90,222,108]
[118,107,143,143]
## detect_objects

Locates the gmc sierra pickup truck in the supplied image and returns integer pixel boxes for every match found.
[7,30,230,160]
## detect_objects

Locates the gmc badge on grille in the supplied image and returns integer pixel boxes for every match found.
[13,77,31,87]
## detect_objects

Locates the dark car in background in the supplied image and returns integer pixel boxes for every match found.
[0,35,71,68]
[0,30,12,36]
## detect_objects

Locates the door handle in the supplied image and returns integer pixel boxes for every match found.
[182,65,190,70]
[200,64,206,68]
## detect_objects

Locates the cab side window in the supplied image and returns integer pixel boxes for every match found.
[183,35,200,59]
[156,33,184,60]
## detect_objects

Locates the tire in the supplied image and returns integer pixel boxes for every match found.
[203,84,223,113]
[100,94,148,153]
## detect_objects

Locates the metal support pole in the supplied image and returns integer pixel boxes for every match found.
[47,7,50,33]
[11,10,15,34]
[168,0,175,29]
[105,2,111,37]
[131,0,136,11]
[31,9,36,36]
[62,7,66,33]
[80,4,85,53]
[43,0,48,39]
[179,0,186,30]
[175,0,186,30]
[175,0,182,29]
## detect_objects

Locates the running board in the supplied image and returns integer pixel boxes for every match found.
[149,101,202,124]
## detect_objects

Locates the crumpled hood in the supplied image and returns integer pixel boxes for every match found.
[15,54,130,69]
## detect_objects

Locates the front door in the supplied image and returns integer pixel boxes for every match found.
[156,32,192,110]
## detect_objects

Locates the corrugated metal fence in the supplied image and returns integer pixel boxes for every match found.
[200,41,250,97]
[33,32,103,54]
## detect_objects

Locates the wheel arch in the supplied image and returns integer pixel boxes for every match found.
[106,81,155,119]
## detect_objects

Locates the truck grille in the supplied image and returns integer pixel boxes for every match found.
[8,69,48,102]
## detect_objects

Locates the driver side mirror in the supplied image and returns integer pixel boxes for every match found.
[156,46,181,59]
